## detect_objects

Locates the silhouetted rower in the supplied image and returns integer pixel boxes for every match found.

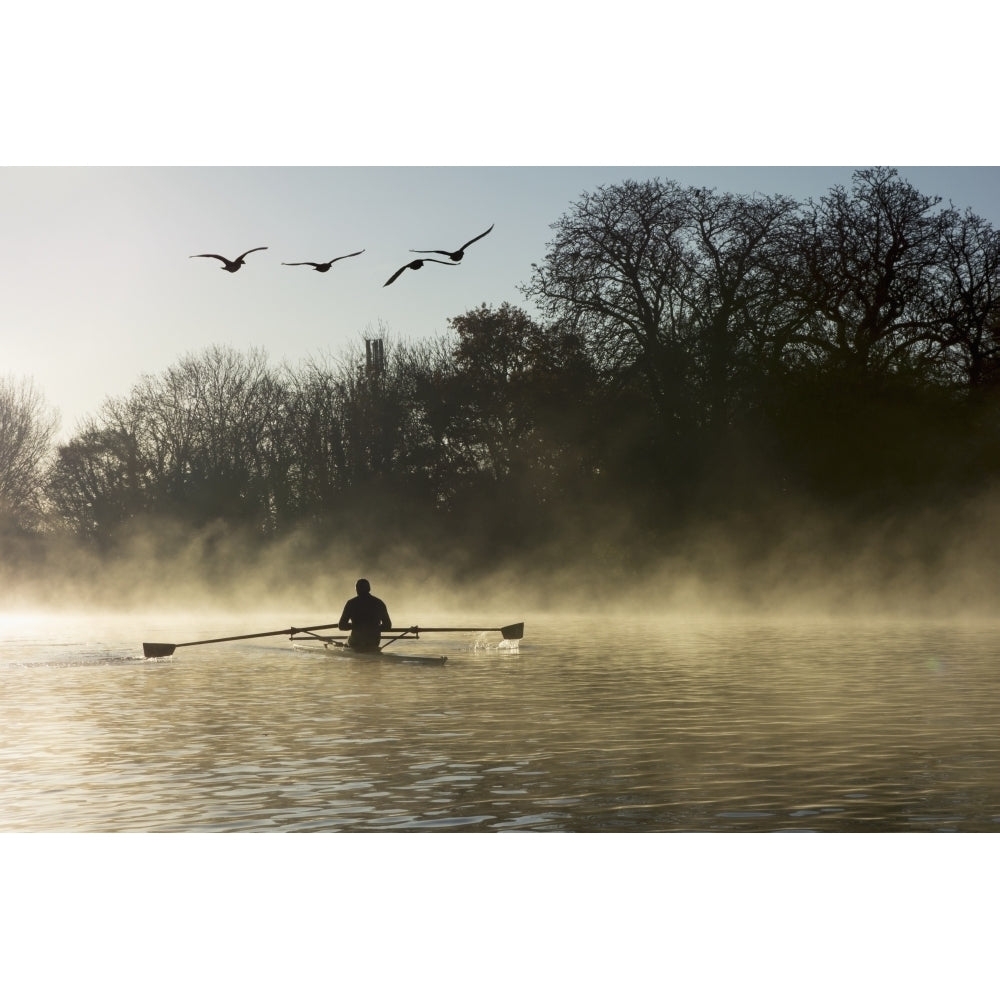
[190,247,268,271]
[338,579,392,653]
[409,223,494,261]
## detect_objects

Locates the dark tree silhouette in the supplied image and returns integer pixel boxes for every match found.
[0,375,58,532]
[523,180,801,438]
[47,346,289,538]
[782,167,949,379]
[47,423,150,542]
[933,208,1000,391]
[524,179,691,431]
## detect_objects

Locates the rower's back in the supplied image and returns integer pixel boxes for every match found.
[338,579,392,652]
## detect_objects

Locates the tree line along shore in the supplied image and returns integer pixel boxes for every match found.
[3,168,1000,603]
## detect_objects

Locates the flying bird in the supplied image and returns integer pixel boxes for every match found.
[190,247,268,272]
[409,223,494,261]
[282,250,366,272]
[383,258,459,287]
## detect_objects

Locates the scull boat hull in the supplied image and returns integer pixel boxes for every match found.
[294,642,447,666]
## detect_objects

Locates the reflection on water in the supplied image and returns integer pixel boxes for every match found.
[3,614,1000,831]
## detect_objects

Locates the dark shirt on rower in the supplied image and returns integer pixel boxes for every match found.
[339,591,392,652]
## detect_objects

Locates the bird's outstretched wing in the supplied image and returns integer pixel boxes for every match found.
[285,251,365,269]
[383,258,458,287]
[235,246,268,262]
[383,263,411,286]
[409,225,493,258]
[458,224,494,252]
[190,253,229,262]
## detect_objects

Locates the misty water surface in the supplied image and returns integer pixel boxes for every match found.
[2,612,1000,832]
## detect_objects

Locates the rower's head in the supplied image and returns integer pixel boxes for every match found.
[356,578,371,594]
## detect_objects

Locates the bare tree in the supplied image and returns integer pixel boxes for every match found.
[0,375,58,531]
[522,178,800,435]
[783,167,950,379]
[47,346,291,538]
[932,208,1000,390]
[46,420,150,540]
[679,186,801,425]
[280,351,356,521]
[524,178,691,429]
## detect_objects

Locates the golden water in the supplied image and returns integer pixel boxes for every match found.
[3,613,1000,831]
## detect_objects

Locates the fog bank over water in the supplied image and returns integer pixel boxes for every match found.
[5,486,1000,624]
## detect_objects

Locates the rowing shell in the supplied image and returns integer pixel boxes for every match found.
[294,641,447,666]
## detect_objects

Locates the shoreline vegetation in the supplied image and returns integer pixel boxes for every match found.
[4,169,1000,617]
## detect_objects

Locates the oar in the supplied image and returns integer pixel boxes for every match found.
[294,634,419,642]
[142,623,338,659]
[379,622,524,649]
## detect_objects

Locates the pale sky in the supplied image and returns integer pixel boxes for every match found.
[4,166,999,440]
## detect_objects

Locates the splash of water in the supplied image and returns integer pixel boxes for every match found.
[469,632,520,653]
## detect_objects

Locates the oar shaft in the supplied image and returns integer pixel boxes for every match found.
[383,626,515,634]
[174,623,338,649]
[295,634,419,641]
[179,625,514,645]
[386,623,524,640]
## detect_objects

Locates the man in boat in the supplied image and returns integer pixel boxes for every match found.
[338,578,392,653]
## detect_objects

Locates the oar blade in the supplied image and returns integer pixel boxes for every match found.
[143,642,176,659]
[500,623,524,641]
